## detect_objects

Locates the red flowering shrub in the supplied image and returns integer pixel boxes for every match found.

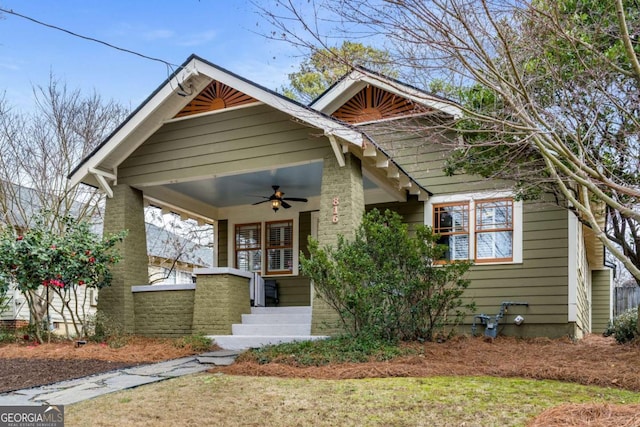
[0,215,126,342]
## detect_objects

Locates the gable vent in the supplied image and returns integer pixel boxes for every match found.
[332,85,430,124]
[175,80,257,118]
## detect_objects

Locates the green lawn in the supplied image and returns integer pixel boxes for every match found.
[66,374,640,426]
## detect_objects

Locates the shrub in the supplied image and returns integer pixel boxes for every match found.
[86,311,129,348]
[240,335,411,366]
[174,334,213,352]
[604,307,638,344]
[301,209,474,343]
[0,215,126,343]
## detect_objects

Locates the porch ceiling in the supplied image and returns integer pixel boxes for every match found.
[143,161,376,212]
[166,163,324,208]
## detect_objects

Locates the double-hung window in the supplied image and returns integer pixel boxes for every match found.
[433,203,470,261]
[235,220,294,275]
[475,199,513,262]
[429,194,521,264]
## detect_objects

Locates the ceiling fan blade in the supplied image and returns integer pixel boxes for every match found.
[283,197,308,202]
[281,200,292,209]
[252,200,271,205]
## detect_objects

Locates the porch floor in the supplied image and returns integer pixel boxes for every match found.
[208,306,328,350]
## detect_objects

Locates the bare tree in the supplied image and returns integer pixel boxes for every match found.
[259,0,640,283]
[0,76,128,330]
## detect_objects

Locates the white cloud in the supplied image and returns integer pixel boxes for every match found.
[143,29,175,41]
[176,30,218,47]
[0,58,21,71]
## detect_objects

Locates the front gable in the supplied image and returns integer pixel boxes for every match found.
[311,68,461,119]
[174,80,258,118]
[331,85,431,124]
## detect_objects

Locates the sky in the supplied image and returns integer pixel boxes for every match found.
[0,1,303,111]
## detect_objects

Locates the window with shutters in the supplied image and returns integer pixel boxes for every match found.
[235,223,262,273]
[234,220,295,275]
[266,220,294,275]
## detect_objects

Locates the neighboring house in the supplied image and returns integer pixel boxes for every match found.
[68,55,612,342]
[0,183,212,332]
[146,222,213,285]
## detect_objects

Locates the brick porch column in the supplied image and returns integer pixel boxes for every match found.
[99,184,149,334]
[311,152,365,335]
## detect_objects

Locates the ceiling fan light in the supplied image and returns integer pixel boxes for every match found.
[271,199,280,212]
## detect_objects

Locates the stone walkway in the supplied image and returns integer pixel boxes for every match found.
[0,350,239,406]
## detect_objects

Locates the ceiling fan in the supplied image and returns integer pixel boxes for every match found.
[252,185,308,212]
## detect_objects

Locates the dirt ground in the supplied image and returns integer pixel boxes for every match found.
[1,334,639,426]
[0,337,208,394]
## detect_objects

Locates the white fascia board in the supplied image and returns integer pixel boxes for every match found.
[68,59,203,189]
[195,61,365,148]
[568,212,578,322]
[310,71,367,112]
[312,69,462,118]
[142,187,219,223]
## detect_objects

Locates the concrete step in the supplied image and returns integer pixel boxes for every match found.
[250,306,311,315]
[232,323,311,336]
[208,335,329,351]
[241,313,311,325]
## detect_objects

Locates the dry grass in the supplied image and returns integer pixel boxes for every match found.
[64,374,640,427]
[5,334,640,425]
[529,403,640,427]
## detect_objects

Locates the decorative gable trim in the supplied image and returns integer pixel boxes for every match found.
[332,85,431,124]
[174,80,258,118]
[311,69,462,119]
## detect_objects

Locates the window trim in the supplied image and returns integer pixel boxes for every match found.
[265,219,294,276]
[433,201,470,262]
[234,222,262,273]
[474,198,514,263]
[425,191,523,265]
[230,217,299,276]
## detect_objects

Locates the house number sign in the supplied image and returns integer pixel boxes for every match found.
[332,197,339,223]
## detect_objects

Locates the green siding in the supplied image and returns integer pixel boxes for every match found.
[118,104,332,186]
[361,122,508,194]
[462,202,569,336]
[217,220,228,268]
[367,196,424,233]
[592,269,612,333]
[365,116,574,337]
[275,277,311,306]
[362,144,573,337]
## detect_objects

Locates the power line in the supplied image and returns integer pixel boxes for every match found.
[0,7,180,71]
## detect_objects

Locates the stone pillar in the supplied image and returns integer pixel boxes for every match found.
[311,152,365,335]
[192,268,252,335]
[98,184,148,334]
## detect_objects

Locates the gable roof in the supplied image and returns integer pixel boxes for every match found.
[310,67,462,119]
[68,54,368,190]
[68,55,460,203]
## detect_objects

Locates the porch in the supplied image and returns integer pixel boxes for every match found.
[131,268,325,350]
[68,56,432,342]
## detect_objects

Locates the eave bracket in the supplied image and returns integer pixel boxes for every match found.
[89,167,116,198]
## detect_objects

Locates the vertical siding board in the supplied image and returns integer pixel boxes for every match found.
[217,220,228,268]
[592,269,612,332]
